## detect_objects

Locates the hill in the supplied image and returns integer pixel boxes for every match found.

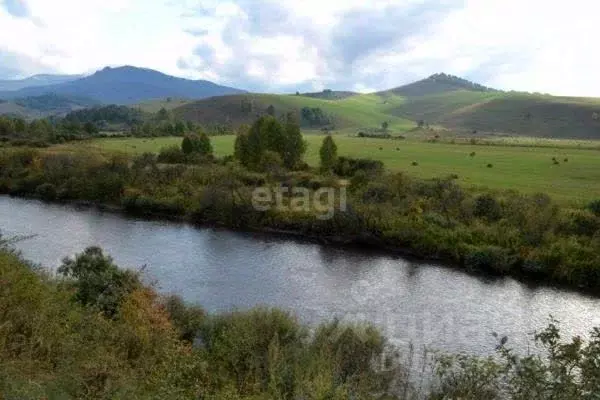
[379,73,600,138]
[0,66,246,105]
[169,73,600,138]
[172,93,414,133]
[0,94,99,118]
[0,73,82,91]
[383,73,497,97]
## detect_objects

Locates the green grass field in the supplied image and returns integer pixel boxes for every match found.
[56,135,600,205]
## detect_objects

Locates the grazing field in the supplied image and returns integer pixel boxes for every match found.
[57,135,600,205]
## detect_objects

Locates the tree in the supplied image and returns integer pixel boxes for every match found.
[182,133,213,156]
[157,107,169,121]
[83,122,98,135]
[182,135,194,155]
[266,104,276,116]
[381,121,389,131]
[58,247,140,317]
[320,135,338,172]
[196,132,213,156]
[174,121,186,136]
[234,132,250,166]
[282,112,307,169]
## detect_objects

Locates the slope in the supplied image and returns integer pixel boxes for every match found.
[172,93,414,133]
[382,74,600,138]
[0,74,82,91]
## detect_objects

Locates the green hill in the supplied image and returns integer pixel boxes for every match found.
[382,74,600,138]
[172,93,415,133]
[166,73,600,139]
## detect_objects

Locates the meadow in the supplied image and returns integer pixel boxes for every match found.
[56,135,600,205]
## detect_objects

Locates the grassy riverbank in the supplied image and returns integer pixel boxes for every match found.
[2,140,600,294]
[54,135,600,205]
[2,244,600,399]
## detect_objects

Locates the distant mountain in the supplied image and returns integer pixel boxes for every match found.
[0,74,82,91]
[0,94,98,118]
[383,73,498,97]
[0,66,246,104]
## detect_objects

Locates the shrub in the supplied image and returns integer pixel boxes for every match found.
[473,194,502,221]
[333,156,384,177]
[58,247,141,317]
[587,199,600,216]
[464,245,516,274]
[157,145,186,164]
[35,182,57,201]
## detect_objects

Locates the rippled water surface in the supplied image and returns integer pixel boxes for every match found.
[2,196,600,355]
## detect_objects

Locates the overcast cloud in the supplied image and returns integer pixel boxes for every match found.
[0,0,598,96]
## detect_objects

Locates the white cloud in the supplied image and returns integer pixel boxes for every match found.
[1,0,600,96]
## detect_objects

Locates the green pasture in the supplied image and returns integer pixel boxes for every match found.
[57,135,600,205]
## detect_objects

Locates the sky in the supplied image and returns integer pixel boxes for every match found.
[1,0,598,96]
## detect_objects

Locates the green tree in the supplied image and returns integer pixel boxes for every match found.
[14,118,26,134]
[58,247,140,317]
[266,104,276,116]
[182,133,213,156]
[157,107,169,121]
[174,121,186,136]
[196,132,213,156]
[182,135,194,154]
[320,135,338,172]
[234,132,250,166]
[282,112,306,169]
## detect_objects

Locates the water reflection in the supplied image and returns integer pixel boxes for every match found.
[2,195,600,356]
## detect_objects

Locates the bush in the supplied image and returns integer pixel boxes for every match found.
[58,247,141,317]
[34,182,57,201]
[333,156,384,177]
[586,199,600,216]
[157,145,186,164]
[464,245,517,274]
[473,194,502,221]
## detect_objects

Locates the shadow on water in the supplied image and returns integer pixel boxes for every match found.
[3,195,600,357]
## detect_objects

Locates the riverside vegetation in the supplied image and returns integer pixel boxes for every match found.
[2,113,600,293]
[2,241,600,399]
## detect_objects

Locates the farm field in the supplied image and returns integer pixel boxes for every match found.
[55,135,600,205]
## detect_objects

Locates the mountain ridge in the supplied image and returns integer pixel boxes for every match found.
[0,66,246,105]
[0,74,83,91]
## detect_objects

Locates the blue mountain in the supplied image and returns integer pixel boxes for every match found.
[0,74,82,91]
[0,66,245,104]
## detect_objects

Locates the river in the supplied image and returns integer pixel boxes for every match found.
[2,195,599,356]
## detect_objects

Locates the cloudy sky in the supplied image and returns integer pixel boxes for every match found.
[1,0,598,96]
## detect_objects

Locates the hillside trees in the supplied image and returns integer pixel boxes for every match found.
[181,132,213,156]
[301,106,332,127]
[234,114,306,170]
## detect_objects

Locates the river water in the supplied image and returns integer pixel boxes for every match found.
[2,195,599,356]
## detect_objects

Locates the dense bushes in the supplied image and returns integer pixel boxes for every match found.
[0,247,408,399]
[2,145,600,292]
[3,245,600,398]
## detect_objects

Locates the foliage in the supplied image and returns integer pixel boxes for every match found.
[431,318,600,399]
[234,115,305,170]
[301,106,333,127]
[58,246,141,317]
[319,135,338,172]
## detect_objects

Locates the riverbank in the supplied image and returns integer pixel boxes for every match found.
[2,237,600,399]
[4,192,600,301]
[2,147,600,295]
